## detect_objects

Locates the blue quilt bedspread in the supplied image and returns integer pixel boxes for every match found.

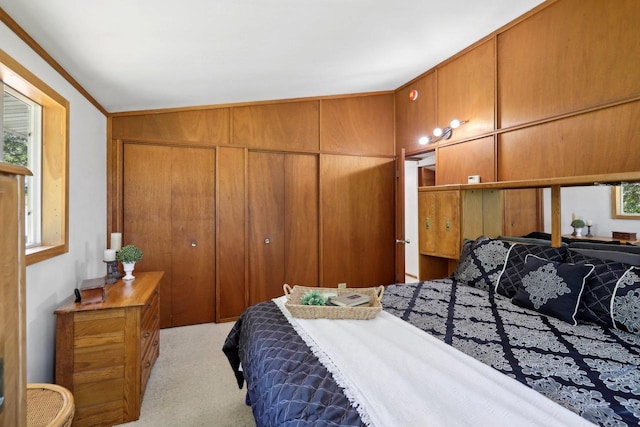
[223,280,640,426]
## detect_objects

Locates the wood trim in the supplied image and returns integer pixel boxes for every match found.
[108,90,395,117]
[550,186,562,247]
[1,49,70,265]
[0,8,107,115]
[419,172,640,192]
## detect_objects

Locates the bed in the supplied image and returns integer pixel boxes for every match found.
[223,236,640,426]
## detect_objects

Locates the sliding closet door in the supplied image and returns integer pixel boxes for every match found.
[248,151,318,305]
[170,148,215,326]
[248,152,285,305]
[284,154,318,286]
[124,143,215,327]
[124,144,173,327]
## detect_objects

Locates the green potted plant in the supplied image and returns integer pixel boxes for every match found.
[570,218,586,237]
[116,244,143,280]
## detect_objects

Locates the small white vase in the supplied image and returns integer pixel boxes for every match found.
[122,262,136,280]
[575,228,583,238]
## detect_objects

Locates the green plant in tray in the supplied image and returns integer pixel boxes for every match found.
[300,290,327,306]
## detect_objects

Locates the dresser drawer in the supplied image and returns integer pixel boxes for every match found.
[141,328,159,393]
[140,290,159,358]
[142,289,159,329]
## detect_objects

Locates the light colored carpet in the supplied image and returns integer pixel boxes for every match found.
[118,322,256,427]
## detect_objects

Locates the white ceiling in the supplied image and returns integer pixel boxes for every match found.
[1,0,545,113]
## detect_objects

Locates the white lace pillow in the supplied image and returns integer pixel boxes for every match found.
[611,267,640,334]
[511,255,595,325]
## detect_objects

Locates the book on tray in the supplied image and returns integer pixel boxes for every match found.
[329,292,370,307]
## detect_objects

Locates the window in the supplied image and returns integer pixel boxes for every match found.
[612,183,640,219]
[1,48,69,264]
[2,84,42,248]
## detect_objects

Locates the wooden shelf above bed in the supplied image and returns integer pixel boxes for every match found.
[418,171,640,250]
[418,171,640,192]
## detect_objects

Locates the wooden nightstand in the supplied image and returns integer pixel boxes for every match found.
[54,271,163,426]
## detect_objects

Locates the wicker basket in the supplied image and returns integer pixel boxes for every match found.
[283,284,384,320]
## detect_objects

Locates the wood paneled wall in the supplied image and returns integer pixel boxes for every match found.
[109,93,396,322]
[395,0,640,185]
[232,101,319,151]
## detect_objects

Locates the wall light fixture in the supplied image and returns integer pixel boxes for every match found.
[418,119,468,145]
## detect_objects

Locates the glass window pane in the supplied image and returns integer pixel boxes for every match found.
[2,85,42,247]
[621,183,640,215]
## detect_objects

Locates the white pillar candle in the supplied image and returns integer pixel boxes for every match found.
[111,232,122,251]
[104,249,116,262]
[586,220,593,226]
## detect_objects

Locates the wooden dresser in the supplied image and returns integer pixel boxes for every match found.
[54,271,163,426]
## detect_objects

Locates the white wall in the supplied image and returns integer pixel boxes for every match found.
[543,186,640,239]
[2,23,107,382]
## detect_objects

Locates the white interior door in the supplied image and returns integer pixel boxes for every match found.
[404,160,419,282]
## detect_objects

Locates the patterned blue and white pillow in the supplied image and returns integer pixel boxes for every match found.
[566,251,633,327]
[512,255,595,325]
[495,244,567,298]
[453,237,512,292]
[611,267,640,334]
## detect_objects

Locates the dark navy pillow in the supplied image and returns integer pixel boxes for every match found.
[495,243,567,298]
[566,251,633,327]
[453,237,512,292]
[611,267,640,334]
[512,255,594,325]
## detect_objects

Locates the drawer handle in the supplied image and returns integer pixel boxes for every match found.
[445,218,451,232]
[153,340,159,347]
[425,217,430,230]
[144,331,150,339]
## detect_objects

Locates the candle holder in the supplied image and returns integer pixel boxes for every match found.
[105,260,122,284]
[586,225,593,238]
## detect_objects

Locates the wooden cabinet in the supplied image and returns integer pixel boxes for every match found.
[247,152,319,305]
[123,143,215,328]
[0,163,30,427]
[54,272,162,427]
[418,190,461,259]
[418,189,503,280]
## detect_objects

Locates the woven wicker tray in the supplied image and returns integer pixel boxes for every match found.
[283,284,384,320]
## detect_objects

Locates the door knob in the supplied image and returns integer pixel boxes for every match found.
[264,238,270,244]
[191,241,197,247]
[396,239,410,244]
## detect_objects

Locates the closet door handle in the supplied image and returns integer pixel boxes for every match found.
[425,218,430,230]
